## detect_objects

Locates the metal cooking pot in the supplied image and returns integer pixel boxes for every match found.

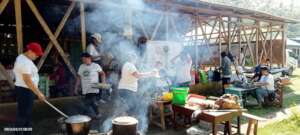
[44,100,91,135]
[65,115,91,135]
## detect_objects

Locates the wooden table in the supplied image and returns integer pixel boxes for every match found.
[172,105,242,135]
[197,111,242,135]
[225,86,256,107]
[149,100,172,130]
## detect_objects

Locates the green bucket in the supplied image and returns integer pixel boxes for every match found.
[171,87,189,105]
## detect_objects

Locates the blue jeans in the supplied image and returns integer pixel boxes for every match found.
[15,86,34,135]
[256,88,275,105]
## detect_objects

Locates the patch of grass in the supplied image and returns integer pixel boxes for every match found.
[258,108,300,135]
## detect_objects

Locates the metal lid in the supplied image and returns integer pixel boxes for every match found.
[112,116,138,125]
[65,115,91,124]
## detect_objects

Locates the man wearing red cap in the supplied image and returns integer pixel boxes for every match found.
[13,42,46,135]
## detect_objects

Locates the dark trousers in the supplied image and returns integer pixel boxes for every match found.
[15,86,34,135]
[83,93,99,117]
[222,77,231,93]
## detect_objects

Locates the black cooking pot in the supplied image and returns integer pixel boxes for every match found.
[63,115,91,135]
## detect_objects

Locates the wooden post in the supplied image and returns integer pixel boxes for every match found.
[0,0,9,14]
[80,1,86,51]
[270,23,273,68]
[219,16,222,65]
[195,15,199,69]
[166,11,169,40]
[228,17,231,52]
[37,2,76,70]
[14,0,23,54]
[238,18,242,65]
[282,24,287,67]
[26,0,76,77]
[255,20,260,65]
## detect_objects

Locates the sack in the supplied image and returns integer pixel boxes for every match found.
[268,91,276,102]
[172,87,189,105]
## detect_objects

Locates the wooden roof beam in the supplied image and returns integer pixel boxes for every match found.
[0,0,9,14]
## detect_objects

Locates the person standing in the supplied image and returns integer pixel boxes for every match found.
[75,53,106,119]
[118,53,156,113]
[220,52,232,92]
[13,42,46,135]
[87,33,109,102]
[87,33,102,63]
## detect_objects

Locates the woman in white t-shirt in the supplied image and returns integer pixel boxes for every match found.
[13,42,46,135]
[118,53,156,114]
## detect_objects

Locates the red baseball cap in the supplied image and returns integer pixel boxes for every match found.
[26,42,44,56]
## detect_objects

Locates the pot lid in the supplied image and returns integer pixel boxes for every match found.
[65,115,91,123]
[112,116,138,125]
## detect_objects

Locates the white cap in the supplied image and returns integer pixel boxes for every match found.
[91,33,102,42]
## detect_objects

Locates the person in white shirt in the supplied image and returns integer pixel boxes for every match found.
[87,33,102,62]
[75,53,106,119]
[118,53,156,114]
[231,66,247,84]
[13,42,46,135]
[171,52,193,87]
[254,66,275,107]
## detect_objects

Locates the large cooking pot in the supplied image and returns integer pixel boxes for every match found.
[65,115,91,135]
[44,100,91,135]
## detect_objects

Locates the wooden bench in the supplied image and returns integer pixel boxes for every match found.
[242,113,267,135]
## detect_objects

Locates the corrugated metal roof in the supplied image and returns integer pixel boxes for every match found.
[287,39,300,47]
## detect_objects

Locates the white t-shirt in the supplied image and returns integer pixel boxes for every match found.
[13,54,39,88]
[259,74,275,91]
[175,59,192,83]
[118,62,138,92]
[78,63,103,94]
[87,44,100,61]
